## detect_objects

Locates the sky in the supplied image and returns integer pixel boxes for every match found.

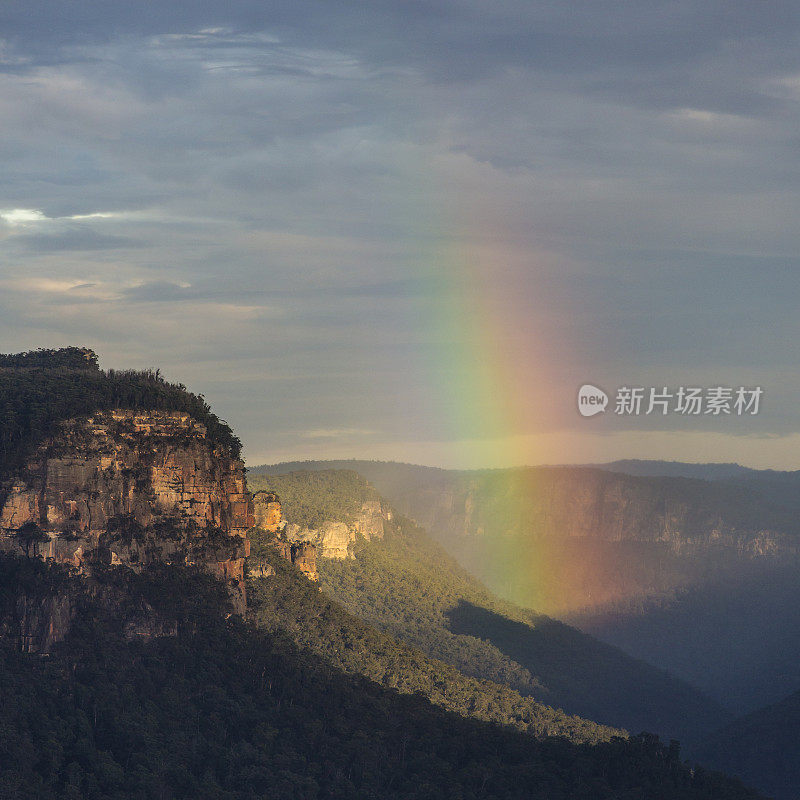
[2,1,800,469]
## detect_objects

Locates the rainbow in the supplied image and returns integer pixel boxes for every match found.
[410,202,638,617]
[416,214,573,470]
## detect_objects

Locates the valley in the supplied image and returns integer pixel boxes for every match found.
[255,459,800,719]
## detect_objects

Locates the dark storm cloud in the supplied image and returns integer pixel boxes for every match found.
[4,2,798,96]
[1,1,800,465]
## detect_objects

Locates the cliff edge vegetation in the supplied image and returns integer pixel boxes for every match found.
[0,347,241,489]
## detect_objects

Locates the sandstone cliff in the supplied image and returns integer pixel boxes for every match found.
[0,409,253,649]
[318,462,800,615]
[252,490,390,569]
[390,468,800,559]
[250,490,319,580]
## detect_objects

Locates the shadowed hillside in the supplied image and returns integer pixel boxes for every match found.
[696,690,800,800]
[250,468,731,743]
[247,544,623,744]
[0,554,762,800]
[253,460,800,716]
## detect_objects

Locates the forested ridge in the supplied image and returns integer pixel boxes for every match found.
[247,542,621,744]
[251,469,728,742]
[0,348,241,485]
[248,470,381,529]
[0,554,763,799]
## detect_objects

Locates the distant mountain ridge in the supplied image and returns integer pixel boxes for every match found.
[251,459,800,596]
[253,457,800,499]
[592,460,762,481]
[594,461,800,513]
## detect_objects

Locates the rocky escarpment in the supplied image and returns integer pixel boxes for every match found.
[253,491,390,569]
[346,464,800,615]
[250,491,319,581]
[289,498,390,560]
[386,468,800,559]
[0,409,253,649]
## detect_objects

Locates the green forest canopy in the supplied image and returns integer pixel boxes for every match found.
[248,469,381,529]
[0,347,242,483]
[0,554,763,800]
[247,539,624,745]
[251,469,728,744]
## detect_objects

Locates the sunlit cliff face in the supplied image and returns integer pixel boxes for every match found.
[0,409,253,612]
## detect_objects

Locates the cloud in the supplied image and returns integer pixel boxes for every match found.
[0,208,48,224]
[1,2,799,467]
[0,208,143,250]
[2,277,92,294]
[120,281,195,302]
[13,229,140,251]
[0,208,136,226]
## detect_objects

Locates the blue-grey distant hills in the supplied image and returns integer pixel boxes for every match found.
[593,459,760,481]
[596,459,800,512]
